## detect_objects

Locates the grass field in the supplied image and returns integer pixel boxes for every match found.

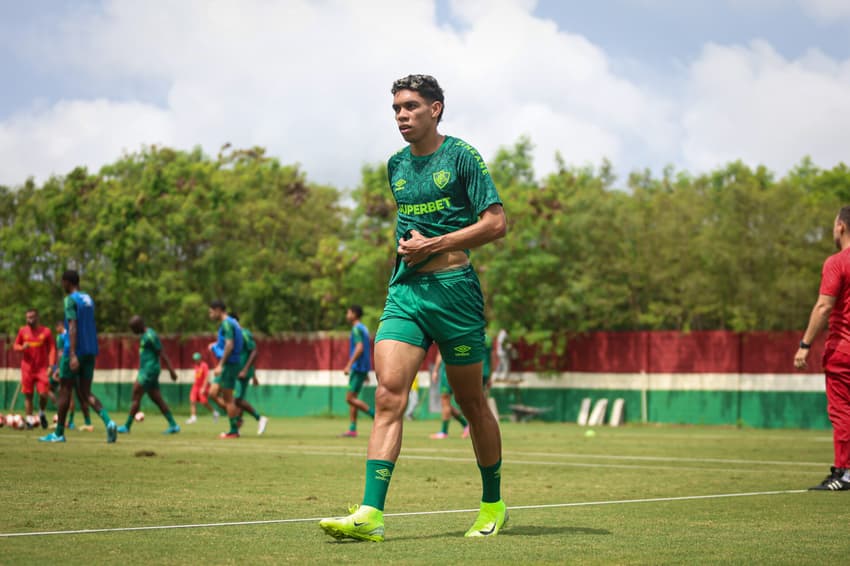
[0,415,847,564]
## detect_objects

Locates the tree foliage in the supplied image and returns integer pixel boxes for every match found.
[0,141,845,336]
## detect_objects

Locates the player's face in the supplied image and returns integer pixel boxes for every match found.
[392,89,441,143]
[25,311,37,326]
[208,307,221,321]
[345,309,354,323]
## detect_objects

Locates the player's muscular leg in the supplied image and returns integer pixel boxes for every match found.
[149,388,170,414]
[221,389,238,418]
[207,383,227,411]
[57,381,73,427]
[446,362,501,467]
[129,382,144,415]
[346,390,370,413]
[368,340,425,462]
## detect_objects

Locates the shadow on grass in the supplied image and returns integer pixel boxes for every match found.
[329,525,611,543]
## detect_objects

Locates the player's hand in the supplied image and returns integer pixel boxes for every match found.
[213,364,222,376]
[69,354,79,371]
[252,377,259,386]
[794,348,809,370]
[398,230,433,266]
[238,370,247,379]
[343,364,351,376]
[170,370,178,382]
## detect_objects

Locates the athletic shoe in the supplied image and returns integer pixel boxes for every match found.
[429,432,448,439]
[117,425,130,434]
[219,432,240,439]
[461,425,470,439]
[67,422,76,430]
[464,500,509,537]
[319,504,385,542]
[185,415,197,424]
[163,425,181,435]
[39,413,48,429]
[341,430,358,438]
[809,467,850,491]
[78,424,94,432]
[106,421,118,443]
[258,416,269,435]
[38,432,66,443]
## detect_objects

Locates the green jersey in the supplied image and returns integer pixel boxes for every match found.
[387,136,502,285]
[240,327,256,379]
[139,327,162,376]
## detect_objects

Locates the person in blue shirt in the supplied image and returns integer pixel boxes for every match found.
[40,270,117,443]
[340,305,374,437]
[207,299,244,439]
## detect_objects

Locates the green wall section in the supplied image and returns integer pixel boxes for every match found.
[0,380,831,430]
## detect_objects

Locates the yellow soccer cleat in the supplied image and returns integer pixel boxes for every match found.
[464,500,508,537]
[319,504,385,542]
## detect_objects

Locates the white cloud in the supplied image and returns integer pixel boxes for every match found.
[682,40,850,172]
[0,0,674,188]
[797,0,850,23]
[1,0,849,190]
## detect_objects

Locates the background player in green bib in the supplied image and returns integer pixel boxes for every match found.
[341,305,374,437]
[207,299,244,439]
[232,315,268,435]
[429,349,470,439]
[50,321,92,431]
[118,316,180,435]
[40,270,117,443]
[320,75,508,541]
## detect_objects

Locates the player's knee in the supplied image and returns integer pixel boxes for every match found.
[374,384,405,414]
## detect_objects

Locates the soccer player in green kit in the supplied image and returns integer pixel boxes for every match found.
[117,316,180,435]
[40,270,118,443]
[207,299,244,439]
[232,314,268,435]
[320,75,508,541]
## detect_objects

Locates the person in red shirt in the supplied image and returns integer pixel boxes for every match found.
[13,308,55,429]
[795,206,850,491]
[186,352,218,424]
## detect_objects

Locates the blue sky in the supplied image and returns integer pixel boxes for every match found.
[1,0,849,188]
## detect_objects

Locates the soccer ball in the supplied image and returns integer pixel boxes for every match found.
[134,412,145,422]
[13,414,25,430]
[53,414,58,424]
[5,414,17,428]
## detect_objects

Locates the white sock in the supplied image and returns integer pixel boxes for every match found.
[842,470,850,482]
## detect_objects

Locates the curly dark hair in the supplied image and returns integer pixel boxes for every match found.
[391,74,445,123]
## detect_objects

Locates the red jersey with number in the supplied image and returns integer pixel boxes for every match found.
[14,325,55,372]
[193,362,209,387]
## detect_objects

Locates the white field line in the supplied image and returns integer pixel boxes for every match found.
[0,490,806,539]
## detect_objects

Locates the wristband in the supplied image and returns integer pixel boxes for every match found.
[799,341,811,350]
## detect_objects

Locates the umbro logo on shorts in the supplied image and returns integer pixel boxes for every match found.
[454,344,471,357]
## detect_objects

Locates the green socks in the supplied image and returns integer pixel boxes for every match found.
[98,408,112,426]
[229,416,239,434]
[478,459,502,503]
[164,411,177,427]
[455,414,468,427]
[441,420,449,434]
[349,421,357,432]
[368,407,375,418]
[68,410,75,426]
[84,413,92,426]
[249,409,260,421]
[55,423,65,437]
[362,459,395,511]
[124,414,135,430]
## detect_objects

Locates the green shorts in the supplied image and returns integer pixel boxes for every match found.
[212,362,240,390]
[235,377,250,400]
[137,370,160,392]
[59,354,96,381]
[348,370,368,394]
[376,265,485,365]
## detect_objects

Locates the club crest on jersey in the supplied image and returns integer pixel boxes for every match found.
[432,170,451,190]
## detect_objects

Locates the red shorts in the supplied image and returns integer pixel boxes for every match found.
[22,369,50,395]
[190,382,210,404]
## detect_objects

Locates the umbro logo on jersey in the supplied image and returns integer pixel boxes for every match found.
[433,170,451,189]
[393,178,407,191]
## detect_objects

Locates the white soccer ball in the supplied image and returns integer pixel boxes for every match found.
[13,414,25,430]
[53,414,59,424]
[134,412,145,422]
[3,414,13,428]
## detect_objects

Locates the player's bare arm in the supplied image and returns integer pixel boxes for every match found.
[68,319,79,370]
[398,204,506,267]
[239,348,258,379]
[794,293,836,369]
[161,351,179,381]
